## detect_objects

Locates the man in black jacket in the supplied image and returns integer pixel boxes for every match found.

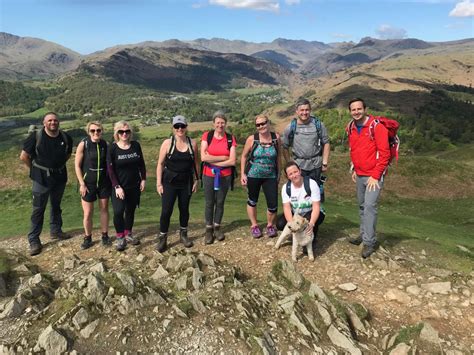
[20,112,73,255]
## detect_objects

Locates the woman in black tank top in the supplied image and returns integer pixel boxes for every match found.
[155,115,198,252]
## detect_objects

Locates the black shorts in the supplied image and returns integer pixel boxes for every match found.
[82,183,111,203]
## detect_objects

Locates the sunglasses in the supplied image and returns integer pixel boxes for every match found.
[255,121,268,128]
[89,129,102,134]
[117,129,131,135]
[173,124,187,130]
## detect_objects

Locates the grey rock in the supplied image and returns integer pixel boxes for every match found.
[175,274,188,291]
[456,244,471,254]
[327,324,361,355]
[115,272,135,294]
[188,294,206,314]
[431,268,453,278]
[277,260,304,289]
[389,343,411,355]
[197,253,215,267]
[136,254,146,263]
[172,304,188,318]
[309,283,330,304]
[151,265,169,280]
[372,258,388,269]
[388,259,401,270]
[420,282,451,294]
[37,325,68,354]
[419,322,439,344]
[338,283,357,292]
[0,295,27,319]
[384,289,411,304]
[63,255,79,270]
[13,264,35,276]
[315,301,332,326]
[0,274,6,297]
[278,292,302,315]
[85,274,106,305]
[192,268,203,290]
[347,308,366,334]
[72,307,89,330]
[90,262,106,273]
[406,285,421,296]
[80,319,100,339]
[29,273,44,286]
[289,312,311,336]
[166,254,194,272]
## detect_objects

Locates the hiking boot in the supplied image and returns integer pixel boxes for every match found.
[51,231,72,240]
[125,233,140,246]
[348,236,362,245]
[116,237,127,252]
[29,242,42,256]
[180,229,194,248]
[266,225,277,238]
[101,234,112,246]
[251,225,262,239]
[204,227,214,245]
[81,236,93,250]
[156,233,168,253]
[361,244,377,258]
[214,225,225,241]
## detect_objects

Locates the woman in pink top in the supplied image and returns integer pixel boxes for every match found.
[200,111,237,244]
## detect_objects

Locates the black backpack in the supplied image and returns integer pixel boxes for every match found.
[200,130,237,190]
[285,176,326,214]
[244,132,279,175]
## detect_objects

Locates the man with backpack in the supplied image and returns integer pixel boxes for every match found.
[282,98,330,188]
[20,112,73,256]
[346,98,392,258]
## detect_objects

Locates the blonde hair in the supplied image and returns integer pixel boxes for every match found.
[255,114,269,123]
[86,121,103,132]
[113,120,133,142]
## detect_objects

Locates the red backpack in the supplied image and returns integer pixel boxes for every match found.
[346,115,400,164]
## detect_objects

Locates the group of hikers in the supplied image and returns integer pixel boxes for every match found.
[20,97,392,260]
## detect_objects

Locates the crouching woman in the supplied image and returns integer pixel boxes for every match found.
[277,161,325,251]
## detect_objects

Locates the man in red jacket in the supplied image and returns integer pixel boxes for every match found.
[347,98,391,258]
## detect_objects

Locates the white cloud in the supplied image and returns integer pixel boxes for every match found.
[449,0,474,17]
[376,24,408,39]
[209,0,279,12]
[285,0,300,5]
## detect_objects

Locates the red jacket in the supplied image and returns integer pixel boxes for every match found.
[348,115,391,180]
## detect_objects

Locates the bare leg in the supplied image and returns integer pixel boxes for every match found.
[247,205,258,227]
[98,198,109,234]
[81,200,94,235]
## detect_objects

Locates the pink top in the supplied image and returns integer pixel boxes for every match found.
[201,131,237,177]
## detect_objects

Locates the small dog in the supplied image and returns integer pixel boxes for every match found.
[274,213,314,262]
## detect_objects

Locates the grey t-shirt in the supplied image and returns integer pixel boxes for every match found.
[282,118,329,171]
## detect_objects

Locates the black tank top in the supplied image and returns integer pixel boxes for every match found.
[164,148,193,187]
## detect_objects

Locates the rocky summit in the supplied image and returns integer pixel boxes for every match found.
[0,226,473,354]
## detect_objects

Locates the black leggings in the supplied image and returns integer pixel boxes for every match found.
[246,177,278,213]
[276,211,325,237]
[159,183,192,233]
[111,187,140,233]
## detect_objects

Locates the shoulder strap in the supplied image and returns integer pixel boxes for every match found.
[59,130,69,153]
[286,180,291,198]
[311,116,322,147]
[303,176,312,197]
[186,136,194,160]
[167,135,176,158]
[34,128,43,157]
[288,118,297,146]
[225,132,233,151]
[206,130,214,146]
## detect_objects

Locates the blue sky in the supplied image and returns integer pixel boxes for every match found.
[0,0,472,54]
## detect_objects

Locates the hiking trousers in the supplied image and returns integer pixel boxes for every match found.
[356,175,384,247]
[202,174,231,226]
[28,181,66,244]
[159,182,192,233]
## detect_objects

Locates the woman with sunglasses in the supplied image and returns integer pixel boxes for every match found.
[155,115,198,252]
[107,121,146,252]
[241,115,281,238]
[74,121,111,249]
[200,110,237,244]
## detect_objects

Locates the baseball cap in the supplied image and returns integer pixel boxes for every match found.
[172,115,187,126]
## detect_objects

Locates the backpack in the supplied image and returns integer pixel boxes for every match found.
[28,124,69,158]
[285,176,326,215]
[346,115,400,164]
[287,116,323,153]
[200,130,237,190]
[244,132,279,175]
[167,135,198,180]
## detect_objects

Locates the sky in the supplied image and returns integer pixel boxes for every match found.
[0,0,473,54]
